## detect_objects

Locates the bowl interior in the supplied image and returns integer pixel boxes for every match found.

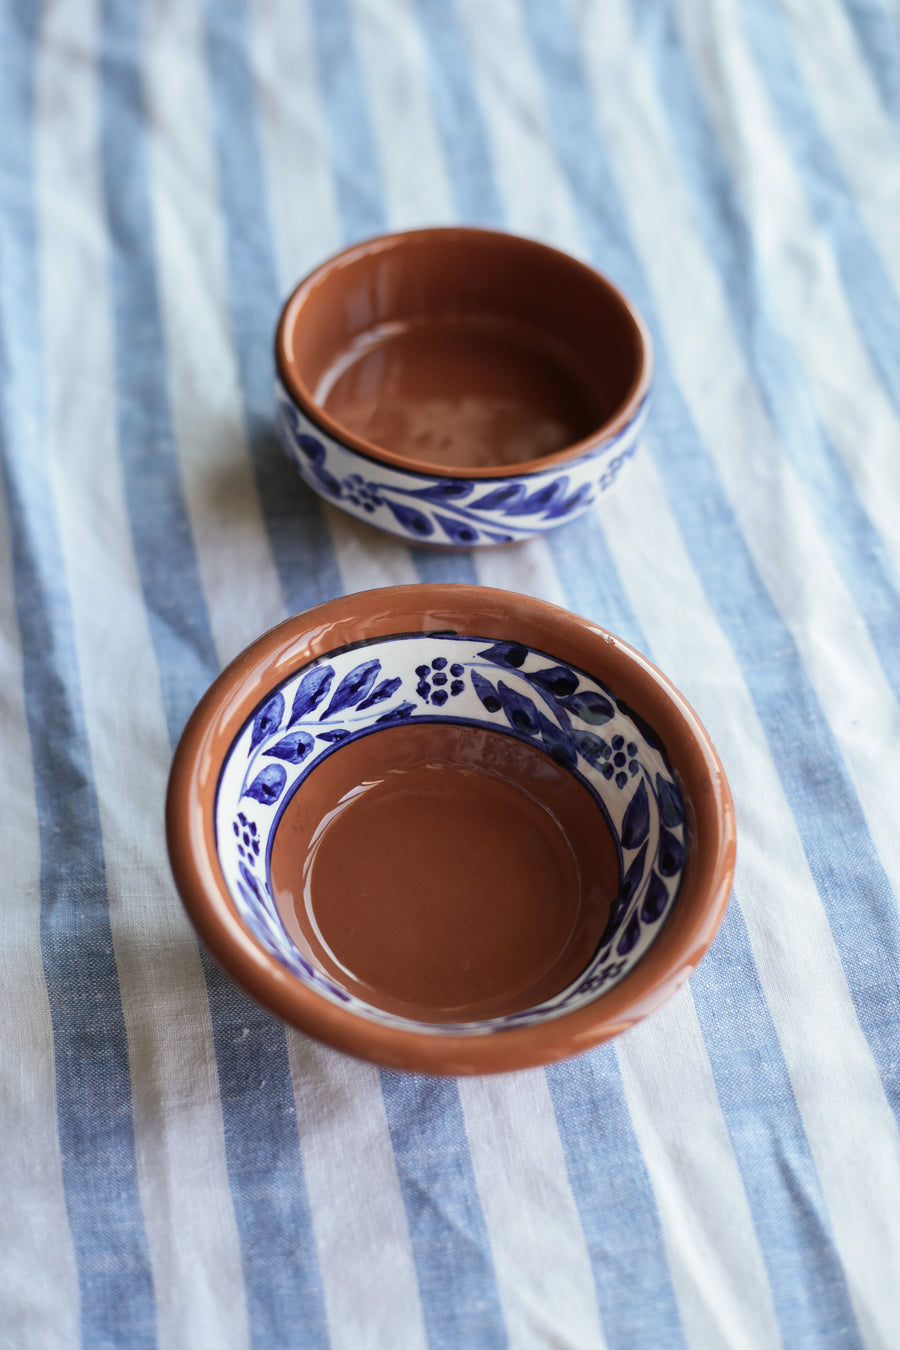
[215,630,688,1034]
[276,230,647,473]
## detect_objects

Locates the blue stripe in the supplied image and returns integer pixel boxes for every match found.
[735,0,900,419]
[546,522,861,1345]
[632,3,900,711]
[547,1047,687,1350]
[98,3,330,1343]
[0,3,156,1344]
[307,0,388,242]
[842,0,900,133]
[690,902,864,1348]
[414,0,504,226]
[520,0,881,1336]
[381,1074,507,1350]
[205,0,343,619]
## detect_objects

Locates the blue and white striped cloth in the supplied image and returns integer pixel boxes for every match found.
[2,1,899,1346]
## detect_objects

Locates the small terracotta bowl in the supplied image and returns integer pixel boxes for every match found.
[166,586,734,1074]
[274,229,652,547]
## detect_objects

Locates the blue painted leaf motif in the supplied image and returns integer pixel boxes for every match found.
[618,841,648,906]
[477,641,528,668]
[469,483,526,513]
[249,693,285,752]
[617,910,642,957]
[621,778,651,849]
[237,879,260,914]
[527,664,579,698]
[320,659,381,718]
[471,670,501,714]
[562,689,614,725]
[537,713,577,769]
[385,499,434,537]
[616,698,663,752]
[656,773,684,827]
[376,701,417,723]
[264,730,314,764]
[244,763,287,806]
[289,665,334,725]
[296,433,326,464]
[408,481,474,502]
[657,828,685,877]
[317,729,351,743]
[312,464,342,496]
[599,897,628,949]
[294,434,342,496]
[641,870,669,923]
[515,478,567,516]
[434,512,480,546]
[497,681,540,735]
[573,729,609,765]
[546,482,593,520]
[239,861,264,901]
[483,530,515,544]
[357,676,402,711]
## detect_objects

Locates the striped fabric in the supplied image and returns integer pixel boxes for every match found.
[1,0,899,1345]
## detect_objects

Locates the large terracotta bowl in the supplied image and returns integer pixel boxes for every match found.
[166,586,734,1075]
[275,229,652,547]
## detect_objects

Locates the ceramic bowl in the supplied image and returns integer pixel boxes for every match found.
[166,586,734,1075]
[274,229,652,547]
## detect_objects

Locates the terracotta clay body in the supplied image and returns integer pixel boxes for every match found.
[270,723,618,1021]
[277,228,649,476]
[166,586,735,1074]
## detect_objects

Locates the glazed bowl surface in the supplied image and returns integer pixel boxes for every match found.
[166,586,734,1075]
[275,229,652,547]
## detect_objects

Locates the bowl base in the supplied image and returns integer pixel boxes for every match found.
[269,722,619,1022]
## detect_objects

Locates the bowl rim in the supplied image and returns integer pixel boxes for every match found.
[274,226,654,481]
[166,585,735,1075]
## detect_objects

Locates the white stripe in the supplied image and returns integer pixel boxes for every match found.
[351,0,455,229]
[603,444,900,1346]
[0,490,79,1344]
[458,1072,606,1350]
[34,4,249,1346]
[247,10,429,1343]
[569,0,900,924]
[455,0,585,257]
[778,0,900,300]
[250,0,424,601]
[670,0,900,576]
[248,0,341,290]
[285,1035,428,1350]
[325,504,419,589]
[475,536,568,606]
[616,991,782,1350]
[144,0,284,667]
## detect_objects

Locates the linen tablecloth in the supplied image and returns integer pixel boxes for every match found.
[3,0,900,1346]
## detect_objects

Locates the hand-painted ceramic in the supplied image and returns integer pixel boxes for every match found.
[274,229,653,547]
[166,586,735,1074]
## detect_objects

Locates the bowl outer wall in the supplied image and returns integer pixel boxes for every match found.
[274,226,654,480]
[165,585,736,1075]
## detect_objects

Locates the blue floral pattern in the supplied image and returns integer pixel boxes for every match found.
[275,378,648,546]
[215,633,687,1035]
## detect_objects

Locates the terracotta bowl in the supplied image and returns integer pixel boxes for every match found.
[274,229,652,547]
[166,586,734,1075]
